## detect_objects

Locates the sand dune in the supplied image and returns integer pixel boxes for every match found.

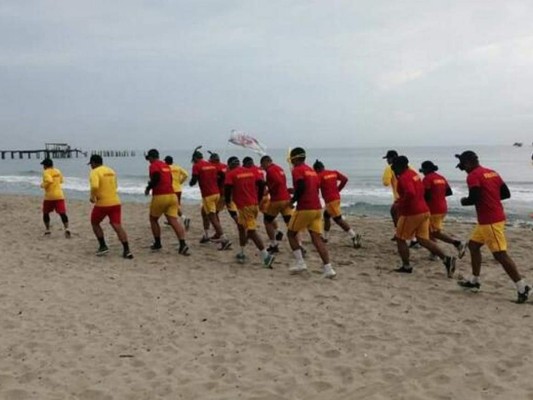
[1,194,533,400]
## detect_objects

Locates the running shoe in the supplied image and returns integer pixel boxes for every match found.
[443,256,456,278]
[322,265,337,279]
[235,252,246,264]
[394,265,413,274]
[199,235,210,244]
[218,240,232,251]
[457,279,481,292]
[96,245,109,256]
[516,286,530,304]
[178,244,190,256]
[263,254,275,269]
[183,217,191,231]
[64,230,71,239]
[122,250,134,259]
[44,230,51,236]
[150,242,162,251]
[266,244,279,254]
[456,241,467,259]
[352,234,362,249]
[289,260,308,274]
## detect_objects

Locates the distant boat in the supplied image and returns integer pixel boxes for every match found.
[513,142,523,147]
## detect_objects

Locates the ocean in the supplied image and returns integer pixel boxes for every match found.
[1,145,532,223]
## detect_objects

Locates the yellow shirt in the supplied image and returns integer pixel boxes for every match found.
[382,165,399,200]
[169,164,189,193]
[89,165,121,207]
[41,168,65,201]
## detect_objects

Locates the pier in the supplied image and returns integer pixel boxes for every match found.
[0,143,86,160]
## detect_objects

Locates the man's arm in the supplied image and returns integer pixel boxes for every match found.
[189,174,198,187]
[424,189,432,203]
[145,172,161,195]
[290,179,305,205]
[224,184,233,205]
[445,184,453,197]
[337,172,348,192]
[460,187,481,206]
[500,183,511,200]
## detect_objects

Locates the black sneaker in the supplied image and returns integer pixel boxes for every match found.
[199,236,210,244]
[409,240,420,249]
[266,244,279,254]
[150,242,162,251]
[178,244,191,256]
[443,256,456,278]
[123,250,134,259]
[457,280,481,292]
[96,246,109,256]
[218,240,232,251]
[352,234,362,249]
[517,286,530,304]
[275,231,284,241]
[394,265,413,274]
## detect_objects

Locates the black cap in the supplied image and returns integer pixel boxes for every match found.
[227,156,240,168]
[242,156,254,166]
[383,150,398,159]
[208,151,220,162]
[40,158,53,167]
[313,159,324,171]
[145,149,159,160]
[419,160,438,173]
[289,147,306,160]
[88,154,103,165]
[164,155,173,164]
[391,155,409,171]
[455,150,478,168]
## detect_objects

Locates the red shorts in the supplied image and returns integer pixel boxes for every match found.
[91,205,122,225]
[43,199,66,214]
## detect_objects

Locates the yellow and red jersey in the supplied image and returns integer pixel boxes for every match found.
[192,159,220,197]
[292,164,321,211]
[149,160,174,195]
[318,169,348,203]
[225,166,262,209]
[41,168,65,201]
[396,169,429,216]
[264,163,290,202]
[422,172,450,215]
[90,165,121,207]
[467,166,506,224]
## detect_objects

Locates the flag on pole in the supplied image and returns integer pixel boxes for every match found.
[228,130,267,155]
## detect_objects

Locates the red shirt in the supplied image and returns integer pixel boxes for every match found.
[264,163,290,202]
[192,159,220,197]
[211,161,227,191]
[466,165,506,224]
[318,170,348,203]
[149,160,174,195]
[225,166,261,209]
[291,163,322,210]
[422,172,450,215]
[396,169,429,216]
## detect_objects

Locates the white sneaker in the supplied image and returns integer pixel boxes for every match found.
[322,265,337,279]
[289,260,308,274]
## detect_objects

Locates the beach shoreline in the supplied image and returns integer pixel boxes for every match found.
[2,194,533,399]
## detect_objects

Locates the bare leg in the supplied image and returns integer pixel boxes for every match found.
[208,212,224,237]
[396,239,410,265]
[110,223,128,243]
[166,215,185,240]
[43,213,51,230]
[248,229,265,251]
[150,215,161,239]
[417,237,446,259]
[468,241,483,276]
[310,230,330,264]
[432,230,458,245]
[493,251,522,282]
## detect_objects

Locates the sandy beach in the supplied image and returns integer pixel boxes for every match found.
[1,194,533,400]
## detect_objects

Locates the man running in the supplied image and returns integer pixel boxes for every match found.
[224,156,275,267]
[260,155,294,253]
[392,156,456,276]
[210,151,239,225]
[313,160,361,248]
[286,147,336,278]
[419,160,466,258]
[190,149,231,250]
[40,158,70,237]
[382,150,400,227]
[88,155,133,259]
[164,155,190,230]
[145,149,190,255]
[455,150,530,303]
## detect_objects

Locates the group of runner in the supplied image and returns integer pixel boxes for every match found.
[38,146,530,303]
[382,149,529,304]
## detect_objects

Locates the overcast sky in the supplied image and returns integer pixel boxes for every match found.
[1,0,532,151]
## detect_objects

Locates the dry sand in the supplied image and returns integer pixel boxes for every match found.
[1,194,533,400]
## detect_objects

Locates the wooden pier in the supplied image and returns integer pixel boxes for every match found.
[0,143,87,160]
